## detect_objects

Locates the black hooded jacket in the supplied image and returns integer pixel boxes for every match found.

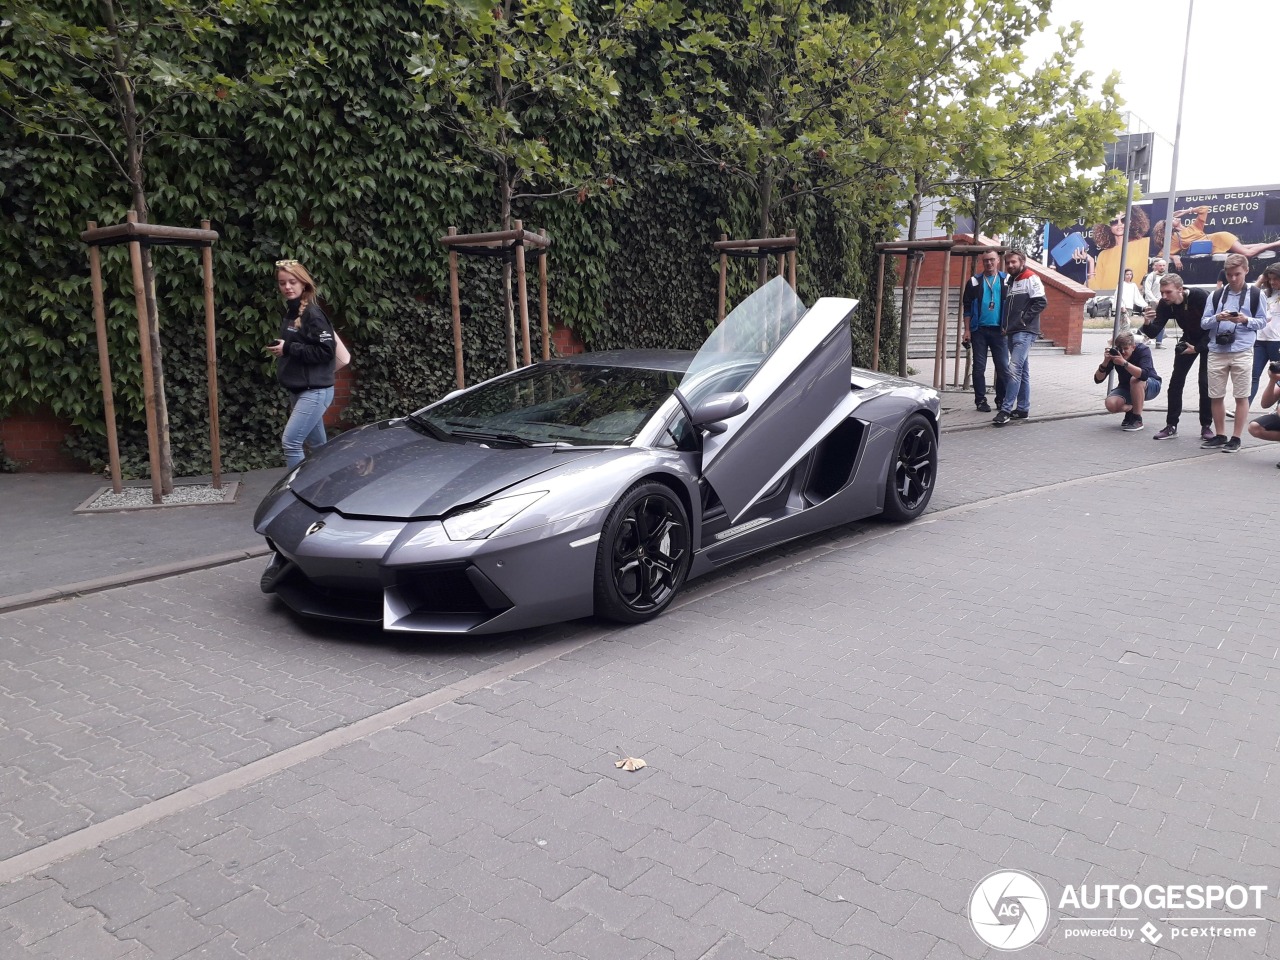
[276,299,336,392]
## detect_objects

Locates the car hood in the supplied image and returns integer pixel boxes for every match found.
[289,421,608,520]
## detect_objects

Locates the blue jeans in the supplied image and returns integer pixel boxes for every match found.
[971,325,1009,407]
[1250,341,1280,403]
[1001,331,1035,414]
[283,386,333,468]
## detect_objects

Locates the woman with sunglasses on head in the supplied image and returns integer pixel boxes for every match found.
[1088,208,1150,294]
[1153,206,1280,273]
[267,259,336,468]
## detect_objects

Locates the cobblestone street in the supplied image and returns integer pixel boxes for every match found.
[3,416,1279,958]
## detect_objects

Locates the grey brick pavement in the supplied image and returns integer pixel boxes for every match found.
[0,469,280,604]
[3,419,1280,957]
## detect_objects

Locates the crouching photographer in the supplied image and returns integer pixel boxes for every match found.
[1094,332,1161,432]
[1247,359,1280,467]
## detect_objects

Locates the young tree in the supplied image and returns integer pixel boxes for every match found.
[928,20,1128,242]
[0,0,284,491]
[410,0,670,369]
[645,0,1042,280]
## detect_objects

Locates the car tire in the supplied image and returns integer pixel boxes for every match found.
[594,480,691,624]
[881,412,937,522]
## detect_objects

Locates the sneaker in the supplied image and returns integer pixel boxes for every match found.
[1222,437,1241,452]
[1201,425,1215,442]
[1120,413,1135,429]
[1123,415,1144,432]
[976,400,991,413]
[1009,410,1029,420]
[1153,424,1177,440]
[1201,434,1228,449]
[993,411,1010,427]
[1155,341,1164,349]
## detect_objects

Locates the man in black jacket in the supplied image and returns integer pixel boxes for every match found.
[1094,332,1162,431]
[1139,273,1212,441]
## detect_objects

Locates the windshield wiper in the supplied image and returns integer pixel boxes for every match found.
[545,433,628,447]
[405,413,456,442]
[449,430,551,448]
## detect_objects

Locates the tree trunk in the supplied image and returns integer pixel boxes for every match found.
[757,170,773,286]
[139,236,173,494]
[907,189,922,242]
[105,0,173,492]
[495,27,517,372]
[499,168,517,371]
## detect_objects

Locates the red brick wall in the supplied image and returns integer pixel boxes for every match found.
[891,235,1092,355]
[0,408,87,472]
[324,364,355,428]
[552,323,586,356]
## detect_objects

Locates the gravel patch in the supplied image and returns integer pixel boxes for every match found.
[74,482,240,513]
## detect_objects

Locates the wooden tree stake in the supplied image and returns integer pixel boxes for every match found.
[514,219,531,366]
[447,226,465,388]
[127,210,164,504]
[87,221,123,494]
[538,229,550,361]
[200,220,222,489]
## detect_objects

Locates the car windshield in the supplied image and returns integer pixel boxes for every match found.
[414,363,683,446]
[681,275,807,391]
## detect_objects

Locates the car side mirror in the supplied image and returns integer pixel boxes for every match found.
[690,392,749,435]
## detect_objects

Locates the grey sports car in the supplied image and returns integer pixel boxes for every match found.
[254,277,941,634]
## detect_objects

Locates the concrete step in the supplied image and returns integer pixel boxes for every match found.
[901,287,1064,357]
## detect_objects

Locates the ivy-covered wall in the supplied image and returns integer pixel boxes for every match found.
[0,0,900,476]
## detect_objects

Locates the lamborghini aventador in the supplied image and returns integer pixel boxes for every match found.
[254,277,941,634]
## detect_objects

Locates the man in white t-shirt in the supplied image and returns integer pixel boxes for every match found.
[1142,259,1168,347]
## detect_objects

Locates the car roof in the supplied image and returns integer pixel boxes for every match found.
[541,349,695,373]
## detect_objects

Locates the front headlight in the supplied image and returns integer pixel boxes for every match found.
[442,491,547,541]
[267,465,302,497]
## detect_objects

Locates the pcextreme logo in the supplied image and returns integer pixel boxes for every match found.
[969,870,1050,951]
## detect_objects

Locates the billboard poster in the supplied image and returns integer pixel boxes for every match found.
[1046,185,1280,290]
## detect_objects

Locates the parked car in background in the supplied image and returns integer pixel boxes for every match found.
[1085,294,1114,319]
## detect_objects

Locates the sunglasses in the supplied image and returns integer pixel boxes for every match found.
[276,259,300,268]
[1109,216,1125,225]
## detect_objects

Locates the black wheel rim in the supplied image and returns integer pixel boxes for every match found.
[894,424,936,509]
[611,494,688,613]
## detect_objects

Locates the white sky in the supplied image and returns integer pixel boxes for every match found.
[1027,0,1275,193]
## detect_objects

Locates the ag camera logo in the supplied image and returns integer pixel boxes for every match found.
[970,870,1050,951]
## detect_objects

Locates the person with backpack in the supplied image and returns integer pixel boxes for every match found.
[1250,264,1280,403]
[1199,254,1272,451]
[267,258,337,468]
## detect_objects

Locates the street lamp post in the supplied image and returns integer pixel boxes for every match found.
[1111,140,1149,388]
[1162,0,1194,262]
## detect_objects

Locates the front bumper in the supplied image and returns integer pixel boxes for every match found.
[256,492,605,634]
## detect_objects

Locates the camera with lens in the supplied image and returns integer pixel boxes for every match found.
[1270,359,1280,375]
[1175,339,1191,353]
[1107,346,1121,357]
[1215,325,1237,346]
